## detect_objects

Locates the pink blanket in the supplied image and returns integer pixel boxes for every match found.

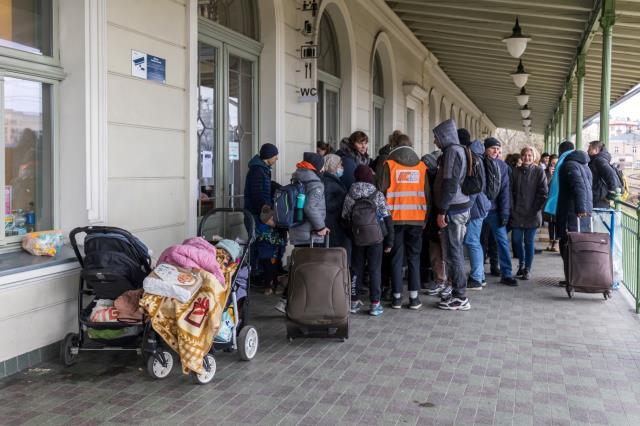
[158,237,225,286]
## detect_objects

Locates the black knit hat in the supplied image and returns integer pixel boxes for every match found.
[303,152,324,172]
[259,143,279,160]
[457,128,471,146]
[559,140,575,154]
[484,137,501,149]
[354,164,374,184]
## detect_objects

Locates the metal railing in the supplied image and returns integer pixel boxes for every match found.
[613,193,640,313]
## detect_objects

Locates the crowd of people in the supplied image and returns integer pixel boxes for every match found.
[244,118,622,316]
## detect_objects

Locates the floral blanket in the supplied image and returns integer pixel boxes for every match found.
[140,268,234,375]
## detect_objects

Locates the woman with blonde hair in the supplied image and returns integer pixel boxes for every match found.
[510,146,548,280]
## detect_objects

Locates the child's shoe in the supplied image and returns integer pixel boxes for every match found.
[369,302,383,316]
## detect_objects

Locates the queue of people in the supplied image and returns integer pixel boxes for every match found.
[245,118,619,316]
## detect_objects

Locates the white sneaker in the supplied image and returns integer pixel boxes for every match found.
[274,298,287,314]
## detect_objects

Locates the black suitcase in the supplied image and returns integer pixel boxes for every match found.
[285,237,350,341]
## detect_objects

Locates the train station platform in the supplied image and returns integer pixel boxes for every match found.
[1,249,640,425]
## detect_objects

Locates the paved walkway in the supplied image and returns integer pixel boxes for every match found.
[2,250,640,425]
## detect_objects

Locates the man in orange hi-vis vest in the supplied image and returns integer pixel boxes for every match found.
[379,133,429,311]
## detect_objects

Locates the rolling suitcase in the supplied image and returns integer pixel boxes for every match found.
[566,217,613,300]
[285,237,350,341]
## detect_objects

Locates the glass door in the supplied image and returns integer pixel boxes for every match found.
[226,49,256,208]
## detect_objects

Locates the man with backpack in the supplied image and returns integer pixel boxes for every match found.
[483,137,518,286]
[458,129,493,291]
[587,140,621,208]
[432,119,472,311]
[379,133,428,310]
[342,165,394,316]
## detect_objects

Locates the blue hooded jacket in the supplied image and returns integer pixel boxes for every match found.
[467,140,491,220]
[244,155,272,216]
[489,157,510,218]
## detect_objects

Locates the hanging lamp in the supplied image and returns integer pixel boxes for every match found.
[502,17,531,59]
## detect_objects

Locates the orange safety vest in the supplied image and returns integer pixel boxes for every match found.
[386,160,428,222]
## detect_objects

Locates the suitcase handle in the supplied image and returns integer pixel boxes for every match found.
[310,234,330,248]
[577,215,593,233]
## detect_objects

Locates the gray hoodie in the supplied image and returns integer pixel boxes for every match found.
[288,168,326,245]
[432,120,471,214]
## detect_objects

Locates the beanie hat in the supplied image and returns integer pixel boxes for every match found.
[457,128,471,146]
[215,239,241,261]
[303,152,324,172]
[559,140,575,155]
[484,137,501,149]
[259,143,279,160]
[354,165,374,184]
[260,205,274,224]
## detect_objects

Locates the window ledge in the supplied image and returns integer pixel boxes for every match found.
[0,245,78,284]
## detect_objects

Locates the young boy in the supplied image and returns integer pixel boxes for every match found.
[256,205,286,295]
[342,165,394,316]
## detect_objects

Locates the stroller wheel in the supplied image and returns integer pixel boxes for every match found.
[60,333,79,366]
[238,326,259,361]
[147,350,174,379]
[190,354,216,384]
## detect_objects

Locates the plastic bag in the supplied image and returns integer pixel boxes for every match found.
[21,230,64,256]
[214,310,234,343]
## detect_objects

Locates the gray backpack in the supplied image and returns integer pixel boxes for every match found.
[351,194,383,247]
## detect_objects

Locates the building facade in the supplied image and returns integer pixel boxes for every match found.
[0,0,496,374]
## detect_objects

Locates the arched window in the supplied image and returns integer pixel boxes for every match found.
[372,52,384,152]
[317,14,341,148]
[199,0,259,41]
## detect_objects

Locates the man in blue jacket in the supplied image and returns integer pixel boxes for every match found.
[483,138,518,286]
[459,129,492,291]
[244,143,279,216]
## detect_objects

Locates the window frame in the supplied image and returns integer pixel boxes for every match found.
[317,70,341,149]
[0,1,61,249]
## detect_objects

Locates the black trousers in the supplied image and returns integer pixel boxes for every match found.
[390,225,422,295]
[351,243,383,303]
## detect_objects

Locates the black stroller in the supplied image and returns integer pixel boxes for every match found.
[143,208,258,384]
[61,226,152,366]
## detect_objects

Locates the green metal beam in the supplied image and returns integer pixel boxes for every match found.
[565,79,573,141]
[600,0,615,145]
[575,54,586,149]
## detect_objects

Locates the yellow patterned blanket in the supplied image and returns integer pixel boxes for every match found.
[140,269,231,375]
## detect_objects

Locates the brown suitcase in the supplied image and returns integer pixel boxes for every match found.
[285,238,350,341]
[566,219,613,300]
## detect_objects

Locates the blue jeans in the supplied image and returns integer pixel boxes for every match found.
[464,217,485,283]
[485,211,513,278]
[512,227,537,270]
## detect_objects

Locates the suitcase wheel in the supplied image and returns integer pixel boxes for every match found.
[566,286,574,299]
[604,290,612,300]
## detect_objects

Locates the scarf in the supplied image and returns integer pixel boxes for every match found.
[544,149,573,215]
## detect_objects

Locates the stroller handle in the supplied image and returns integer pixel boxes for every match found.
[198,208,256,243]
[69,226,152,272]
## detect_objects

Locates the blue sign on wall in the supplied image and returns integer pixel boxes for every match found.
[147,54,166,84]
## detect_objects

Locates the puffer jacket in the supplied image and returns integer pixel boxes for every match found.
[342,182,394,248]
[323,172,351,254]
[589,149,620,208]
[379,145,431,226]
[490,158,511,218]
[432,122,470,214]
[243,155,272,216]
[467,140,492,220]
[511,164,548,228]
[557,150,593,239]
[289,168,326,245]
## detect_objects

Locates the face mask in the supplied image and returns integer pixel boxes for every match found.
[336,168,344,178]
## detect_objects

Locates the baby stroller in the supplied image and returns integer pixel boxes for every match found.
[61,226,152,366]
[143,208,258,384]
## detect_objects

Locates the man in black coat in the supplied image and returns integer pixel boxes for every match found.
[587,140,620,208]
[556,141,593,282]
[244,143,279,216]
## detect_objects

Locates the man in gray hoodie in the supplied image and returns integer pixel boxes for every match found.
[432,119,472,311]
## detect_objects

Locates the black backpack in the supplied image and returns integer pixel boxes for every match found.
[483,156,502,201]
[351,193,383,247]
[460,146,484,196]
[272,181,305,228]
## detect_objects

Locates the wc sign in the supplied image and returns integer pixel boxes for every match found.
[298,86,318,103]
